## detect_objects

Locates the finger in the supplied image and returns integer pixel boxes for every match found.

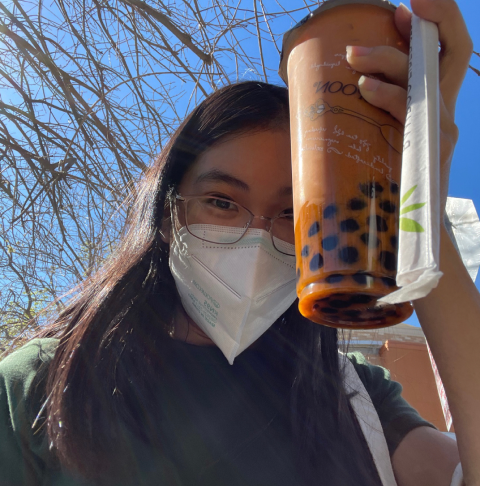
[358,76,407,124]
[410,0,473,113]
[346,45,409,89]
[394,3,412,42]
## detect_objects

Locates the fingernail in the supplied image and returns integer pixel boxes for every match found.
[398,3,412,14]
[359,75,381,92]
[346,46,373,59]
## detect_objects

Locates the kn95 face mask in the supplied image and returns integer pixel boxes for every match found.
[169,223,297,364]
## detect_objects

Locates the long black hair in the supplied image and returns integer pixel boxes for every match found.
[38,81,380,484]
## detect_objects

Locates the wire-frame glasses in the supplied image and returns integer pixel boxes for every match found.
[172,193,295,256]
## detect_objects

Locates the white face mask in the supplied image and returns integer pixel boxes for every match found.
[169,223,297,364]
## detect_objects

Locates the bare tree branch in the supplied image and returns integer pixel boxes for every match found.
[5,0,471,352]
[120,0,214,65]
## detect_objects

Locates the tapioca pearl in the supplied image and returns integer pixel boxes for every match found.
[360,233,380,248]
[344,309,361,317]
[348,198,367,211]
[390,182,399,194]
[340,219,360,233]
[344,316,364,323]
[359,183,370,197]
[339,246,359,264]
[379,200,396,214]
[359,182,384,198]
[352,273,368,285]
[380,251,397,272]
[322,235,339,251]
[367,215,388,232]
[320,307,338,314]
[308,221,321,237]
[350,294,373,304]
[390,235,398,249]
[325,273,343,284]
[309,253,324,271]
[301,245,310,257]
[296,268,301,282]
[329,299,352,309]
[323,204,337,219]
[381,277,397,287]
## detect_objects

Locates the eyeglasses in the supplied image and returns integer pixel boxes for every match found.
[172,193,295,256]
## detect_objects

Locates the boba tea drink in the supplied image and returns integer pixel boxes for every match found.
[279,0,414,328]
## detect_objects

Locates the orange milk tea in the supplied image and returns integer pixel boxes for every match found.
[279,0,414,328]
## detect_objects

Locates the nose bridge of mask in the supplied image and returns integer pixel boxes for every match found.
[182,225,296,298]
[186,224,295,265]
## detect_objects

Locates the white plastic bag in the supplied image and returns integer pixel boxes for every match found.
[445,197,480,282]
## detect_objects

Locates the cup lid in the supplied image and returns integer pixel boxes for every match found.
[278,0,397,85]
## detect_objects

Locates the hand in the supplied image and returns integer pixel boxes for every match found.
[346,0,473,210]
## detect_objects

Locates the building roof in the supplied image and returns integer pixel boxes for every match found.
[341,322,426,347]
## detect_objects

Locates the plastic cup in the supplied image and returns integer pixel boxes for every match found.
[279,0,414,329]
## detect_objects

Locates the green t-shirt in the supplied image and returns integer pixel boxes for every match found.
[0,337,434,485]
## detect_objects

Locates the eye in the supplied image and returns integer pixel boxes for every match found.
[279,208,294,220]
[205,196,238,211]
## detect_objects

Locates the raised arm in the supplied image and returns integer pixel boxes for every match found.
[347,0,477,484]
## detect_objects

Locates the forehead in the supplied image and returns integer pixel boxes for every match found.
[179,129,292,195]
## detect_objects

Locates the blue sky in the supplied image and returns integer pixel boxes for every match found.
[1,0,478,330]
[436,0,480,218]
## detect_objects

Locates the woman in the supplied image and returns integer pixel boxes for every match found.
[0,0,477,484]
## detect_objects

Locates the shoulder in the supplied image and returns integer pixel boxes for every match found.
[0,338,59,387]
[0,337,59,421]
[0,338,60,483]
[345,351,436,456]
[346,351,389,377]
[345,351,394,397]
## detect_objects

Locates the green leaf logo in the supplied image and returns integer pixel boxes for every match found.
[399,185,426,232]
[400,185,417,205]
[399,217,425,232]
[400,202,426,215]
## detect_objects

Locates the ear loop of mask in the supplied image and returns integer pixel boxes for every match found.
[170,197,189,255]
[158,195,180,242]
[184,318,191,343]
[159,225,168,241]
[158,195,172,241]
[165,194,194,343]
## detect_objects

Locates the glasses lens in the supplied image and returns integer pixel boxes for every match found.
[271,216,295,256]
[185,196,252,244]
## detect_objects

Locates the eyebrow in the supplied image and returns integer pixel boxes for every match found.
[195,168,292,198]
[195,169,249,191]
